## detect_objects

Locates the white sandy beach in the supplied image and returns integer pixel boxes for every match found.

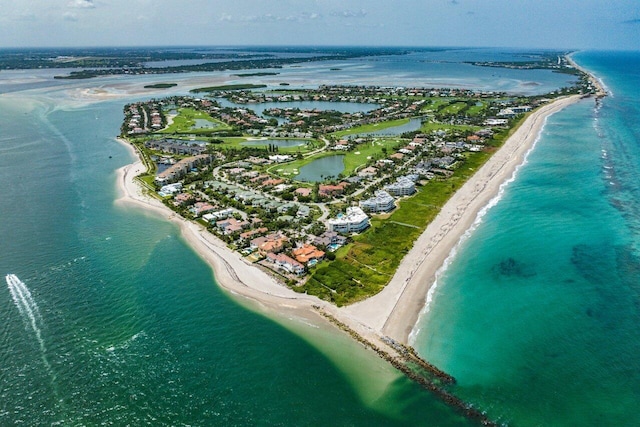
[115,94,585,346]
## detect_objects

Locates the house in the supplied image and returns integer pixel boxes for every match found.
[190,202,216,217]
[239,227,269,241]
[319,182,349,197]
[358,166,378,177]
[277,202,298,214]
[250,233,289,255]
[268,154,292,163]
[158,182,183,197]
[173,192,194,206]
[327,207,370,234]
[295,187,312,197]
[292,244,325,266]
[296,205,311,218]
[312,231,347,249]
[484,118,509,126]
[262,178,285,188]
[266,252,305,275]
[216,218,250,235]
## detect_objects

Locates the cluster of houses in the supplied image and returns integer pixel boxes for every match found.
[125,103,163,135]
[204,180,311,220]
[124,90,546,284]
[247,232,327,276]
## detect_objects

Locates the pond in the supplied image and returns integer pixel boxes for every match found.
[295,155,345,182]
[353,117,423,137]
[192,118,219,129]
[241,139,309,148]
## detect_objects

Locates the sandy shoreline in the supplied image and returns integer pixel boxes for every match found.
[567,54,608,97]
[342,94,584,341]
[114,94,586,348]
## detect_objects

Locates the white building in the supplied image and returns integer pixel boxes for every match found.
[327,207,370,234]
[384,177,416,197]
[268,154,292,163]
[158,182,183,197]
[359,191,395,213]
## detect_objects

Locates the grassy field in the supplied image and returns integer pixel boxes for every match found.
[466,101,487,116]
[158,108,231,135]
[342,138,403,175]
[439,101,468,116]
[421,99,453,112]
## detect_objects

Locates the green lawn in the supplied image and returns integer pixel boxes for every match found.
[466,102,487,116]
[439,101,468,116]
[341,138,403,176]
[158,108,231,135]
[421,99,452,112]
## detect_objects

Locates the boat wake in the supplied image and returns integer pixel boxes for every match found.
[6,274,58,394]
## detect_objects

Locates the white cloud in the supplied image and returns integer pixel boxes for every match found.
[224,11,322,23]
[63,12,79,21]
[330,9,367,18]
[68,0,95,9]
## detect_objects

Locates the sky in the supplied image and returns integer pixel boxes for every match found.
[1,0,639,50]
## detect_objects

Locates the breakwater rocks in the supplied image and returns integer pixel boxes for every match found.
[313,306,499,427]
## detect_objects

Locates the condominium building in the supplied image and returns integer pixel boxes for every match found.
[384,177,416,196]
[359,190,396,213]
[327,207,370,234]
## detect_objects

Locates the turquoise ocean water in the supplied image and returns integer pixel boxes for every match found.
[0,48,637,425]
[414,50,640,426]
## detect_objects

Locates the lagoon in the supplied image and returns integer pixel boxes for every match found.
[192,118,219,129]
[353,117,423,137]
[296,155,345,182]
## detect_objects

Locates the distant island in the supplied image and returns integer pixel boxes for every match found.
[0,47,405,80]
[144,83,178,89]
[233,72,280,77]
[190,84,268,92]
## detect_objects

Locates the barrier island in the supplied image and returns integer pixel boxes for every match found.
[117,54,604,425]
